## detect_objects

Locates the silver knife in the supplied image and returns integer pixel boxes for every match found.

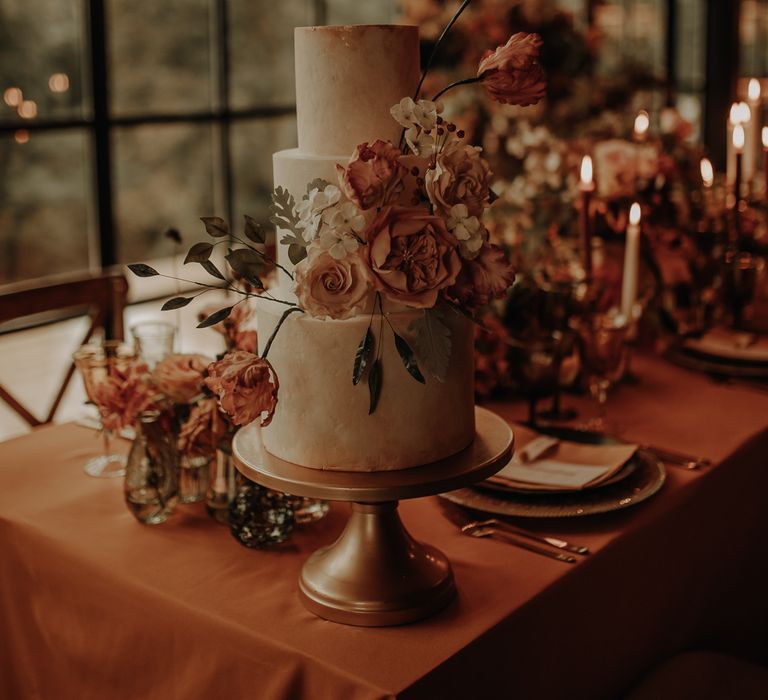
[462,518,589,555]
[465,526,577,563]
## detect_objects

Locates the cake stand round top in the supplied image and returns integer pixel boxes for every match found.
[232,406,513,503]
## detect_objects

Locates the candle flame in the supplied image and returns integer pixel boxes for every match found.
[730,102,751,124]
[763,126,768,149]
[17,100,37,119]
[748,78,761,102]
[629,203,641,226]
[3,87,22,107]
[580,155,593,184]
[634,110,650,136]
[700,158,714,187]
[733,124,746,150]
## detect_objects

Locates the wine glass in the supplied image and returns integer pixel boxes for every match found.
[508,331,565,427]
[576,312,629,433]
[73,341,137,478]
[130,320,176,369]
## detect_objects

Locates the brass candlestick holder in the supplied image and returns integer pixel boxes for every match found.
[232,406,513,627]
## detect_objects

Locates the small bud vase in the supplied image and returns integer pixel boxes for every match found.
[124,411,179,525]
[206,449,239,525]
[178,454,210,504]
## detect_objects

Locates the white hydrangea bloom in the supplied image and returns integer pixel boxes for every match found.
[296,184,342,241]
[391,98,443,155]
[317,201,366,260]
[446,203,484,259]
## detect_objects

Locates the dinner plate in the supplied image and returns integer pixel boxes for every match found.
[681,330,768,364]
[440,448,665,518]
[668,346,768,379]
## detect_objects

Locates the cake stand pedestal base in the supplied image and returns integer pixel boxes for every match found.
[232,406,513,627]
[299,501,455,626]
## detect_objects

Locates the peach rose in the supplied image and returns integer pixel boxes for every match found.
[447,243,515,311]
[153,353,209,404]
[177,398,228,457]
[205,351,279,427]
[425,144,492,217]
[365,206,462,308]
[477,33,546,106]
[92,362,157,432]
[336,140,407,210]
[294,247,373,319]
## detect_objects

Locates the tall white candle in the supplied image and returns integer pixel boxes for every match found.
[579,155,594,277]
[746,78,761,182]
[621,203,642,321]
[727,102,750,185]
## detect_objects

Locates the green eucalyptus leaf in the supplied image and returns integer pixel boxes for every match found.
[393,332,425,384]
[367,359,382,415]
[408,308,452,382]
[225,248,265,288]
[161,296,194,311]
[200,260,225,281]
[244,215,266,244]
[288,244,308,265]
[184,241,213,264]
[200,216,230,238]
[127,263,159,278]
[197,306,233,329]
[352,327,374,385]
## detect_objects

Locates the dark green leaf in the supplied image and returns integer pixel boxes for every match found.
[127,263,159,278]
[184,241,213,264]
[408,308,452,382]
[352,327,374,385]
[225,248,265,288]
[197,306,233,328]
[243,215,266,244]
[393,332,425,384]
[305,178,331,196]
[288,243,308,265]
[161,296,193,311]
[200,216,229,238]
[367,359,382,415]
[200,260,225,281]
[261,306,303,359]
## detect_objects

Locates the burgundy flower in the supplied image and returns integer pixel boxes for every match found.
[477,33,546,106]
[364,206,462,308]
[92,362,157,431]
[447,242,515,311]
[205,351,279,427]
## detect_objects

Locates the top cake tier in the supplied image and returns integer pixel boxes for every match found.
[294,25,420,156]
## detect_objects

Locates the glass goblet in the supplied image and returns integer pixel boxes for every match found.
[73,341,137,478]
[130,320,176,369]
[577,313,628,433]
[508,332,564,427]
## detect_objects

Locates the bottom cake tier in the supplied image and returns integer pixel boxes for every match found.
[257,300,476,471]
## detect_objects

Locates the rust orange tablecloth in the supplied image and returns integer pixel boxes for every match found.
[1,354,768,699]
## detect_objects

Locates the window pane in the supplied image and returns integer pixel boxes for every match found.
[0,0,86,124]
[228,1,314,109]
[108,0,213,117]
[231,116,297,230]
[113,123,217,263]
[326,0,397,24]
[0,130,93,285]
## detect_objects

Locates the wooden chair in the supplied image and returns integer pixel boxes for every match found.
[0,271,129,427]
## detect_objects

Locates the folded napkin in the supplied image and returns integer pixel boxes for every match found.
[684,328,768,363]
[491,425,638,491]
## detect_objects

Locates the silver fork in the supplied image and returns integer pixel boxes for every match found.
[462,519,589,555]
[465,526,577,564]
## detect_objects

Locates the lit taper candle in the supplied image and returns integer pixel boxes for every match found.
[621,203,642,321]
[579,154,595,278]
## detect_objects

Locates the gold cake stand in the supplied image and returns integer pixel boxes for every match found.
[232,406,514,627]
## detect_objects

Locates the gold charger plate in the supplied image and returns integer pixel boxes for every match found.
[440,449,665,518]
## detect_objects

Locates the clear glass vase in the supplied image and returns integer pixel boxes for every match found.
[124,411,179,525]
[178,454,210,504]
[206,449,238,525]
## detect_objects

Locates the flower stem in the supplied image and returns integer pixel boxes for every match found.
[261,306,304,360]
[431,76,483,103]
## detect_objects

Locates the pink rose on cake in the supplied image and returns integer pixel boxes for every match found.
[205,351,279,427]
[177,397,228,457]
[294,247,373,319]
[337,139,407,210]
[425,143,492,217]
[477,33,546,106]
[364,206,462,308]
[153,353,209,404]
[446,242,515,311]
